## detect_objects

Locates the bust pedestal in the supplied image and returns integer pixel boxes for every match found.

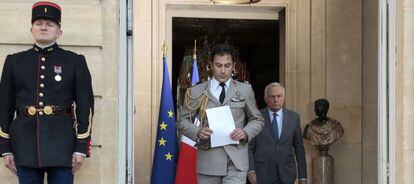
[312,147,334,184]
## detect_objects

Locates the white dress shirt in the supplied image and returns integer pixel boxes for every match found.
[210,78,231,101]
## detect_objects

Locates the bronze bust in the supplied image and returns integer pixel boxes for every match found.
[303,99,344,151]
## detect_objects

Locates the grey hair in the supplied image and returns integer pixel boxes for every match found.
[264,82,285,98]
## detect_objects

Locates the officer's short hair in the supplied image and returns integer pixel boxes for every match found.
[211,44,235,62]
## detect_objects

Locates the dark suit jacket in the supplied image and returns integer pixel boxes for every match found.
[248,108,307,184]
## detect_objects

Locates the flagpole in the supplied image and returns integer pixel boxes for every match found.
[193,39,197,60]
[162,42,168,58]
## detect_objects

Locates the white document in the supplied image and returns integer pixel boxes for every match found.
[206,106,239,147]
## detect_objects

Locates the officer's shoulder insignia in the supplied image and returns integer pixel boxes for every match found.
[236,79,249,84]
[77,53,81,55]
[191,81,203,87]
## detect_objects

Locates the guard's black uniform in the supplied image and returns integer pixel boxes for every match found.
[0,43,94,168]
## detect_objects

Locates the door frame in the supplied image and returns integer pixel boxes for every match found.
[378,0,396,183]
[119,0,135,183]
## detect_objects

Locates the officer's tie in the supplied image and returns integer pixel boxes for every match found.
[219,82,226,104]
[272,113,279,143]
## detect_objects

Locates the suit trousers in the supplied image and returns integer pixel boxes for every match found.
[198,157,247,184]
[16,166,73,184]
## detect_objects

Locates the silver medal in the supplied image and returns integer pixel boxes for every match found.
[54,65,62,82]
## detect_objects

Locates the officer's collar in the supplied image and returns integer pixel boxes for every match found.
[33,43,59,53]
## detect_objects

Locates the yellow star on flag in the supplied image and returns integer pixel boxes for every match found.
[167,110,174,118]
[165,152,173,160]
[158,138,167,146]
[159,122,167,130]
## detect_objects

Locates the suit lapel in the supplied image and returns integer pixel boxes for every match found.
[261,108,277,142]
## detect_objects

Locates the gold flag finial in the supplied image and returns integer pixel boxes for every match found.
[162,42,168,57]
[193,39,197,60]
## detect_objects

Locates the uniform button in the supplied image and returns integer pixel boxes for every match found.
[41,57,46,62]
[40,84,45,88]
[39,93,44,97]
[39,102,44,106]
[41,66,46,70]
[39,111,44,115]
[40,75,45,79]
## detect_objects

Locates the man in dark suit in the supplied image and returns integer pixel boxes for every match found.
[0,2,94,183]
[248,82,307,184]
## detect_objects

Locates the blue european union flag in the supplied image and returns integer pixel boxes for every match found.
[151,56,178,184]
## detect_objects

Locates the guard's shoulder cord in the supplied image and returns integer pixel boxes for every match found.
[184,88,209,125]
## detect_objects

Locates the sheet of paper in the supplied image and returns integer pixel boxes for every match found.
[206,106,239,147]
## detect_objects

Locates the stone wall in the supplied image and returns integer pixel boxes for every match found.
[397,0,414,183]
[133,0,365,183]
[0,1,119,183]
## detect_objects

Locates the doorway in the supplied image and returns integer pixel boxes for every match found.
[171,17,279,109]
[131,1,391,183]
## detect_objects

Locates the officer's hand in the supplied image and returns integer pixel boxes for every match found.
[230,128,247,140]
[3,154,17,175]
[71,153,85,174]
[197,127,213,140]
[247,171,258,184]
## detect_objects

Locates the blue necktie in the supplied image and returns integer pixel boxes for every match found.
[272,113,279,142]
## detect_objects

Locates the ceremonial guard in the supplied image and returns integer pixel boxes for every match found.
[0,2,94,183]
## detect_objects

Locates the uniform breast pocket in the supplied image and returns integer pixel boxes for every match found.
[230,101,246,108]
[230,101,246,127]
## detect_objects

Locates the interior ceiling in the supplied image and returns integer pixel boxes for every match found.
[167,4,284,14]
[172,18,278,46]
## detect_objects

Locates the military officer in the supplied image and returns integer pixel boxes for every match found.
[177,44,264,184]
[0,1,94,183]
